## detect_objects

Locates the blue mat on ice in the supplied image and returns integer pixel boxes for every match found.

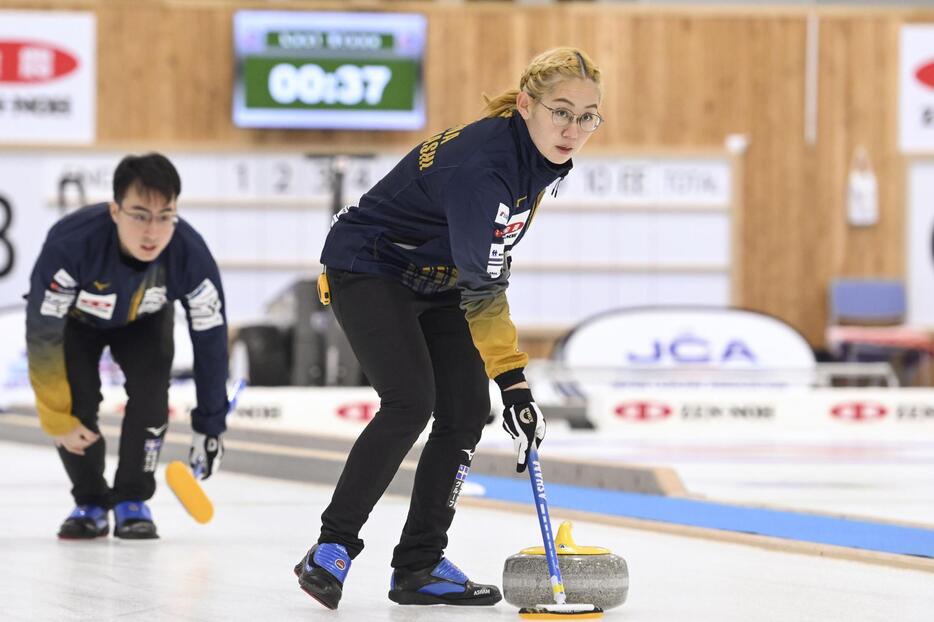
[471,474,934,558]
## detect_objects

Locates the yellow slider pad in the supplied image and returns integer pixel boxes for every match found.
[166,460,214,524]
[518,604,603,619]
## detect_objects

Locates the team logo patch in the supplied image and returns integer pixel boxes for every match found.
[186,278,224,331]
[76,290,117,320]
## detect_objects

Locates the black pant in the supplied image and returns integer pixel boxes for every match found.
[318,269,490,571]
[59,306,174,508]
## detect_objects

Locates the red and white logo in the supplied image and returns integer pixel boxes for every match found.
[336,402,379,422]
[76,290,117,320]
[916,60,934,90]
[614,401,672,421]
[496,211,530,247]
[830,402,888,422]
[0,41,79,84]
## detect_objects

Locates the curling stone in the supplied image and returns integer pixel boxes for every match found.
[503,521,628,610]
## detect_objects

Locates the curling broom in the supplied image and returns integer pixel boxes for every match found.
[519,444,603,620]
[166,379,246,524]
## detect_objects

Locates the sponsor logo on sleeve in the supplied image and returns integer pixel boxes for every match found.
[494,211,530,247]
[75,290,117,320]
[487,242,505,278]
[137,286,167,316]
[186,278,224,331]
[40,289,75,318]
[495,202,510,225]
[52,268,77,289]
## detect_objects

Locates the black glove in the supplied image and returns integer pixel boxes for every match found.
[189,432,224,480]
[500,388,546,473]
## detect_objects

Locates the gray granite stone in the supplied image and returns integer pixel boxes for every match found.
[502,553,629,610]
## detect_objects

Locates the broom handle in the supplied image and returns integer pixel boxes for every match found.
[527,444,567,606]
[228,378,247,413]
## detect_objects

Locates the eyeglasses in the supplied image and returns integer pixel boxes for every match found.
[537,100,604,132]
[119,205,178,229]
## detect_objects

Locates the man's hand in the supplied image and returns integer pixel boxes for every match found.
[189,433,224,480]
[53,424,100,456]
[501,388,546,473]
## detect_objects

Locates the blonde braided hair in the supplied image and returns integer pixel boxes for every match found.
[482,47,602,119]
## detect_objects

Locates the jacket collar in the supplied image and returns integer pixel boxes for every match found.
[510,110,573,185]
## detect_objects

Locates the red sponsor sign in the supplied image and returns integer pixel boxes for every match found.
[336,401,378,422]
[916,60,934,90]
[830,402,887,422]
[0,40,79,84]
[614,400,672,421]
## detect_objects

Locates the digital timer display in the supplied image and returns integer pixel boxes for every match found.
[233,11,426,130]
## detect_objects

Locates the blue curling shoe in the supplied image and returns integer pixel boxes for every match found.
[294,543,352,609]
[113,500,158,540]
[58,505,109,539]
[388,558,502,606]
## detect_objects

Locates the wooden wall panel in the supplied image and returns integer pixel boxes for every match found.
[5,1,934,347]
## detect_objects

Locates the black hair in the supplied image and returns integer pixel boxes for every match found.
[112,153,181,204]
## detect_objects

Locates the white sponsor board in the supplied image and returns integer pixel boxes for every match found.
[556,307,815,370]
[110,384,383,439]
[0,11,96,144]
[589,388,934,439]
[900,25,934,153]
[0,383,381,439]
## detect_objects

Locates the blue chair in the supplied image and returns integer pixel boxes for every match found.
[828,279,906,326]
[828,279,920,384]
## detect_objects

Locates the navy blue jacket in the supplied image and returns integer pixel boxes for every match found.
[26,204,229,436]
[321,111,572,379]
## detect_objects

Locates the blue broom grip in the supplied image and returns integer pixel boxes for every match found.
[527,444,566,605]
